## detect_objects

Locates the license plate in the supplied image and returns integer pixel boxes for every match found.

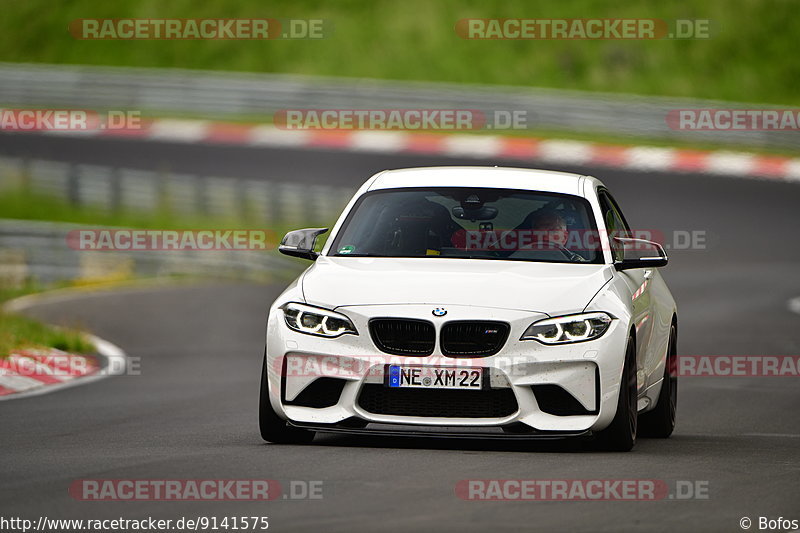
[386,365,484,390]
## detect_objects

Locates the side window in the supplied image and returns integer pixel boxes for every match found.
[604,191,632,235]
[598,190,630,262]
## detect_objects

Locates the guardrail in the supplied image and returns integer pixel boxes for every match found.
[0,62,795,150]
[0,154,354,285]
[0,155,355,226]
[0,218,303,285]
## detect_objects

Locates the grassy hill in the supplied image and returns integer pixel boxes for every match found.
[0,0,797,104]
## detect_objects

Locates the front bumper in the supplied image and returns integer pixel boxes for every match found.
[288,421,592,440]
[266,304,629,435]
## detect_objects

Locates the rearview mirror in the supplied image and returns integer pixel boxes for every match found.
[279,228,329,260]
[613,237,668,271]
[452,206,498,221]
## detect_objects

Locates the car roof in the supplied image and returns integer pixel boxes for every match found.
[366,166,594,197]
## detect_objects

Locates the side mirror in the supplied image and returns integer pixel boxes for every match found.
[613,237,668,271]
[279,228,329,260]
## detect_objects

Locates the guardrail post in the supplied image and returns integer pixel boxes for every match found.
[67,163,81,206]
[110,167,122,213]
[196,175,208,216]
[269,181,283,226]
[20,156,31,193]
[155,170,168,213]
[236,178,251,223]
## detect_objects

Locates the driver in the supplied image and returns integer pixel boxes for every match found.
[529,211,585,262]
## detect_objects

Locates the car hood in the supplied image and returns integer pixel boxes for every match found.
[301,256,613,315]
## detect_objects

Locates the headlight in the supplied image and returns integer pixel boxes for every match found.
[521,312,612,344]
[282,303,357,338]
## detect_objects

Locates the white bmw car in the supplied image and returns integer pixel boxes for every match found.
[260,167,677,451]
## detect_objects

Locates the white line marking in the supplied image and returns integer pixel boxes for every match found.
[786,160,800,183]
[705,152,756,176]
[248,125,311,147]
[0,372,47,392]
[538,139,593,164]
[149,119,210,142]
[788,296,800,315]
[3,288,137,313]
[350,130,408,152]
[442,134,502,158]
[744,433,800,438]
[624,146,677,171]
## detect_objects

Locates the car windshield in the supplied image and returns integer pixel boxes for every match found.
[329,187,603,263]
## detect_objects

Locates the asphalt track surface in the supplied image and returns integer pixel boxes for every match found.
[1,133,799,532]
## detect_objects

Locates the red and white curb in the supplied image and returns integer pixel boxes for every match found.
[38,118,800,183]
[1,297,127,401]
[0,348,100,396]
[0,336,126,400]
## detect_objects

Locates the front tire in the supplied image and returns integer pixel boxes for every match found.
[594,335,637,451]
[639,324,677,438]
[259,352,315,444]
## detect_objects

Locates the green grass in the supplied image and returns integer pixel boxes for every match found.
[0,281,94,358]
[0,186,301,236]
[0,0,797,105]
[0,311,94,357]
[0,282,44,305]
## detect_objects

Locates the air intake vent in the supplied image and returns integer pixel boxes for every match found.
[531,384,595,416]
[358,384,518,418]
[284,378,346,408]
[440,321,510,357]
[369,318,435,356]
